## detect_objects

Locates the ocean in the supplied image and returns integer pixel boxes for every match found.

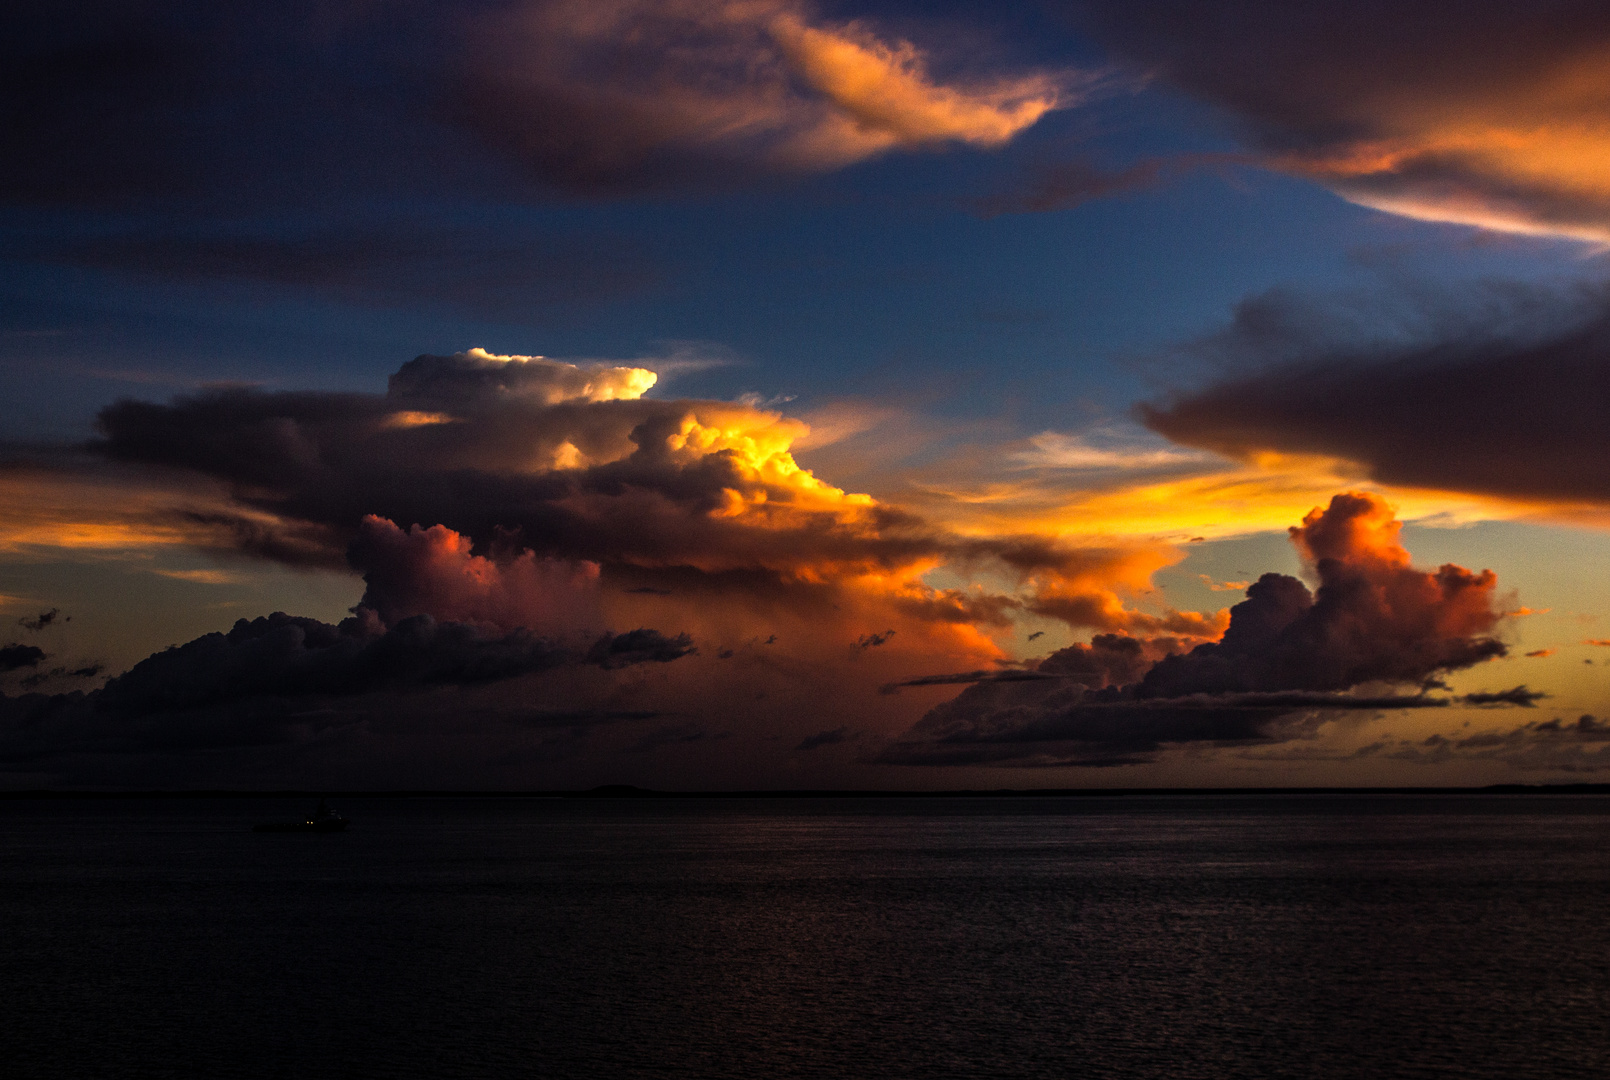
[4,793,1608,1079]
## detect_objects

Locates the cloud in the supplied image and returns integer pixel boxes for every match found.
[457,0,1072,190]
[0,644,45,672]
[1010,431,1203,471]
[1,2,1066,217]
[1140,281,1610,506]
[796,726,850,751]
[881,668,1075,693]
[1077,0,1610,242]
[349,514,603,635]
[2,343,1300,783]
[1141,493,1504,696]
[88,348,1205,644]
[387,348,658,409]
[583,628,697,670]
[1385,714,1610,773]
[99,612,571,715]
[1461,686,1546,707]
[0,607,696,769]
[17,609,60,631]
[883,493,1512,767]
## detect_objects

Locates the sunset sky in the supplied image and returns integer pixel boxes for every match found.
[6,0,1610,789]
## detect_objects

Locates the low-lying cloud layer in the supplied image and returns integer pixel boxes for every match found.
[883,492,1513,767]
[0,594,694,774]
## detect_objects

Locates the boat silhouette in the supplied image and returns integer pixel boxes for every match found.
[253,799,348,833]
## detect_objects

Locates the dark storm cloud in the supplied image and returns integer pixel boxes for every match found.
[99,612,571,715]
[0,610,695,766]
[878,688,1449,768]
[584,628,697,670]
[19,664,104,690]
[87,349,1188,636]
[0,644,45,672]
[91,374,927,582]
[882,493,1514,767]
[1139,282,1610,505]
[1071,0,1610,240]
[1462,687,1546,707]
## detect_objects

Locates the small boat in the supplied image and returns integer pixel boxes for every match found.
[253,799,349,833]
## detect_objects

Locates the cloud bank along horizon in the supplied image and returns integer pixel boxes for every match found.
[0,348,1574,787]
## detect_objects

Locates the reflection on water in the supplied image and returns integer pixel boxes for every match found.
[5,795,1609,1079]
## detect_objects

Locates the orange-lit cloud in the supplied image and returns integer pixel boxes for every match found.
[883,493,1513,768]
[1279,118,1610,246]
[458,0,1073,188]
[1084,2,1610,242]
[1199,575,1250,592]
[37,347,1225,684]
[0,342,1553,785]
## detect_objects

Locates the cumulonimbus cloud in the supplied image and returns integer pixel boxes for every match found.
[882,492,1512,767]
[1075,0,1610,242]
[88,347,1218,642]
[349,515,603,634]
[0,345,1257,783]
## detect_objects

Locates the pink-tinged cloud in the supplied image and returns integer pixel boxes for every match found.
[89,348,1203,647]
[884,493,1512,767]
[350,516,602,636]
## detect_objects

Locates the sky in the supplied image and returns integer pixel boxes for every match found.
[6,0,1610,789]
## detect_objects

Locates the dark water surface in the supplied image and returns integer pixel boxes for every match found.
[4,794,1609,1079]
